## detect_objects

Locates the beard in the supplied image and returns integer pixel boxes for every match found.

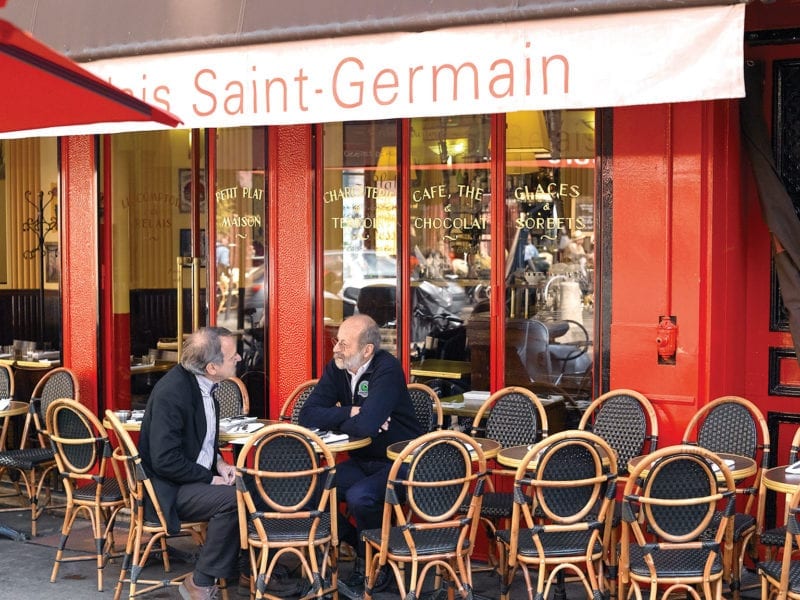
[334,352,362,372]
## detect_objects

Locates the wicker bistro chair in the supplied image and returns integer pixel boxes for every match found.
[361,430,488,600]
[759,484,800,599]
[496,430,618,600]
[619,444,737,600]
[0,366,78,537]
[407,382,444,433]
[46,399,127,591]
[214,376,250,419]
[104,410,229,600]
[682,395,770,598]
[759,426,800,562]
[279,379,319,424]
[234,423,338,600]
[578,388,659,590]
[0,364,15,451]
[466,386,549,573]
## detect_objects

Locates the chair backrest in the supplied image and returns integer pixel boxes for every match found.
[471,386,548,448]
[0,364,13,399]
[407,382,444,433]
[384,430,487,552]
[578,388,659,476]
[234,423,337,545]
[47,399,124,502]
[620,445,736,591]
[280,379,319,423]
[789,426,800,464]
[508,430,617,552]
[104,410,171,532]
[682,395,769,513]
[213,376,250,419]
[765,485,800,597]
[26,367,79,448]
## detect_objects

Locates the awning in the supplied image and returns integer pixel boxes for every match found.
[0,18,181,138]
[11,3,745,135]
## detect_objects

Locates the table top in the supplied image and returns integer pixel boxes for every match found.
[763,465,800,495]
[0,400,28,418]
[386,437,500,461]
[438,394,566,418]
[628,451,756,483]
[496,442,611,469]
[0,358,61,369]
[410,359,471,380]
[130,360,175,375]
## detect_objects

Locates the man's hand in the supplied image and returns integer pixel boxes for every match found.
[349,406,361,418]
[379,417,391,433]
[213,458,236,485]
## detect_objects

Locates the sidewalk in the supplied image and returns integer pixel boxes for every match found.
[0,490,762,599]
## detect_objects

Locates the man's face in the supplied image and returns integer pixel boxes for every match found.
[206,335,240,381]
[332,319,370,372]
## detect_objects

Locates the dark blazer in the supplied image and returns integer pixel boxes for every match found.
[299,349,422,461]
[138,364,220,533]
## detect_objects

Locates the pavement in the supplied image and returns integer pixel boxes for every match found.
[0,485,763,599]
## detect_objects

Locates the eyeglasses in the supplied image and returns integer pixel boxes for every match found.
[331,338,350,350]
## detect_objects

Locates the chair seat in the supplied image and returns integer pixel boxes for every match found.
[73,479,124,503]
[761,526,797,548]
[496,528,602,558]
[700,511,755,542]
[362,526,468,556]
[760,560,800,592]
[249,513,331,543]
[627,544,723,578]
[0,447,55,469]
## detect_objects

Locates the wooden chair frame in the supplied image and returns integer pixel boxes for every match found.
[279,379,319,424]
[234,422,338,600]
[47,398,127,591]
[214,376,250,419]
[104,410,228,600]
[759,484,800,599]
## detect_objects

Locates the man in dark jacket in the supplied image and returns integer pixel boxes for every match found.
[299,314,422,599]
[138,326,241,600]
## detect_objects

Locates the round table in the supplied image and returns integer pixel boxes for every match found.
[386,437,500,461]
[763,465,800,495]
[0,400,28,450]
[628,451,756,483]
[497,443,612,469]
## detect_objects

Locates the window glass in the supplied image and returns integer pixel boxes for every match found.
[503,110,595,400]
[322,121,398,358]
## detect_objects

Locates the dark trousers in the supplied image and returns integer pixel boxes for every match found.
[175,482,240,580]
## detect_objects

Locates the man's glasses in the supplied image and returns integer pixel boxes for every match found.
[331,338,349,350]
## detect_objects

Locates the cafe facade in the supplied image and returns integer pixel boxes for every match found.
[0,0,798,446]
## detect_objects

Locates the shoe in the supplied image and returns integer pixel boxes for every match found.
[179,574,219,600]
[337,565,390,600]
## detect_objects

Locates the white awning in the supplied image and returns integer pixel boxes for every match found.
[5,4,744,137]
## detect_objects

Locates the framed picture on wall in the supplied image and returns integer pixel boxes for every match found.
[178,168,207,213]
[44,242,59,284]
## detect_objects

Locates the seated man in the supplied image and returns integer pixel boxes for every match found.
[138,326,241,600]
[299,314,422,599]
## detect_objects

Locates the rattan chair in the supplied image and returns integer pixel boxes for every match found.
[759,426,800,562]
[682,395,770,598]
[496,430,618,600]
[578,388,659,588]
[279,378,319,424]
[214,376,250,419]
[0,366,78,536]
[619,444,737,600]
[234,422,338,600]
[47,398,127,591]
[467,386,549,573]
[104,410,228,600]
[0,363,15,451]
[407,382,444,433]
[759,484,800,599]
[361,430,487,599]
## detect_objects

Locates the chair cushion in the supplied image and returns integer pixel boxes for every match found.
[73,479,124,503]
[700,511,755,542]
[0,447,55,470]
[760,560,800,593]
[760,526,796,548]
[627,543,723,578]
[496,528,602,558]
[362,526,468,556]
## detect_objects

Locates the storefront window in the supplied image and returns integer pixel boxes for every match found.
[503,110,595,400]
[321,120,399,358]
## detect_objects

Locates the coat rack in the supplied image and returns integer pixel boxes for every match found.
[22,188,58,346]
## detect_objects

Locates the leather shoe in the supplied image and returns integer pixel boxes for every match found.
[179,574,219,600]
[337,565,390,600]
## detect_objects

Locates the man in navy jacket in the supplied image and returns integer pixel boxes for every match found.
[299,314,422,598]
[139,327,241,600]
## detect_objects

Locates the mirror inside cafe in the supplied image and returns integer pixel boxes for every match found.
[0,138,63,401]
[322,111,596,403]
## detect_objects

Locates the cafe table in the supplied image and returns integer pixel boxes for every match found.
[497,442,613,469]
[0,400,28,451]
[410,358,472,380]
[386,437,500,462]
[628,450,756,483]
